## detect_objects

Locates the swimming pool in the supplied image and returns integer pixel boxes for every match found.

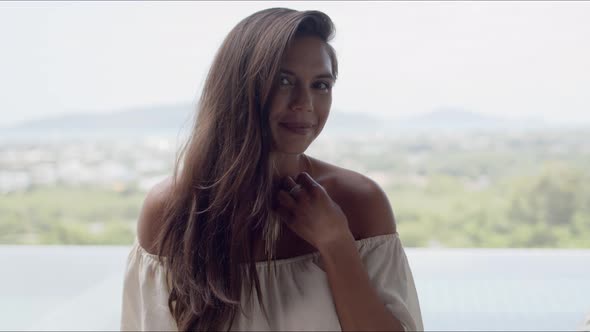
[2,245,589,331]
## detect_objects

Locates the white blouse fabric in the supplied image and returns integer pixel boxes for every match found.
[120,232,424,331]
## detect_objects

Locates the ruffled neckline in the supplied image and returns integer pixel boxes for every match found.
[135,232,399,268]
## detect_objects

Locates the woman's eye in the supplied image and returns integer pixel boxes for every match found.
[316,81,331,91]
[280,77,291,85]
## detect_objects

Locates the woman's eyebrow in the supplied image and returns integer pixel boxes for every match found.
[279,68,335,80]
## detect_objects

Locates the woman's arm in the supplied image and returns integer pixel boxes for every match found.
[319,231,405,332]
[318,179,405,331]
[277,172,409,330]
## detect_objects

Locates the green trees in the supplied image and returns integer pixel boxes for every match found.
[0,186,143,245]
[393,163,590,248]
[506,164,590,247]
[1,130,588,247]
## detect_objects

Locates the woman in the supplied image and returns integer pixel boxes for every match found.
[121,7,423,331]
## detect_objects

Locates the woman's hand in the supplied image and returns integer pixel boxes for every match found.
[274,172,353,251]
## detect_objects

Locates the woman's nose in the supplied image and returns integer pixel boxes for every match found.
[289,86,313,112]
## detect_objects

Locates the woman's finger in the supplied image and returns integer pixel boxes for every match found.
[277,189,297,209]
[282,176,298,190]
[295,172,321,194]
[283,176,306,201]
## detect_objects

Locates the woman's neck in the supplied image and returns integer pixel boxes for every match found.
[269,153,312,182]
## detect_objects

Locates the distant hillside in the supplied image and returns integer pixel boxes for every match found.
[393,108,551,130]
[4,104,195,132]
[401,108,505,128]
[2,104,390,138]
[0,104,562,141]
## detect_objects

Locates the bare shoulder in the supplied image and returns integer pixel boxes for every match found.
[137,176,174,255]
[310,156,397,239]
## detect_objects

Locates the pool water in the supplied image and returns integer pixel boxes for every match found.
[2,245,589,331]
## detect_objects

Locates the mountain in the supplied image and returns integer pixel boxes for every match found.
[321,111,387,135]
[3,104,195,133]
[391,108,549,130]
[403,108,505,127]
[1,104,389,139]
[0,104,570,141]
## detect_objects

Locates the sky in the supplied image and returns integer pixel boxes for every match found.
[1,1,589,127]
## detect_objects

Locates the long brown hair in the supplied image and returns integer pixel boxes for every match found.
[151,8,338,331]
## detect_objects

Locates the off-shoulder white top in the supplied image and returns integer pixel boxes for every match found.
[120,232,423,331]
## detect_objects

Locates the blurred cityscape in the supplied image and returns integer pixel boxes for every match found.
[1,109,589,248]
[0,136,175,194]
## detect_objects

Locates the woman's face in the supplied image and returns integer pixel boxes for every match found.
[268,36,335,154]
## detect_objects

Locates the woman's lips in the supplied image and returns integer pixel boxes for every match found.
[279,123,313,135]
